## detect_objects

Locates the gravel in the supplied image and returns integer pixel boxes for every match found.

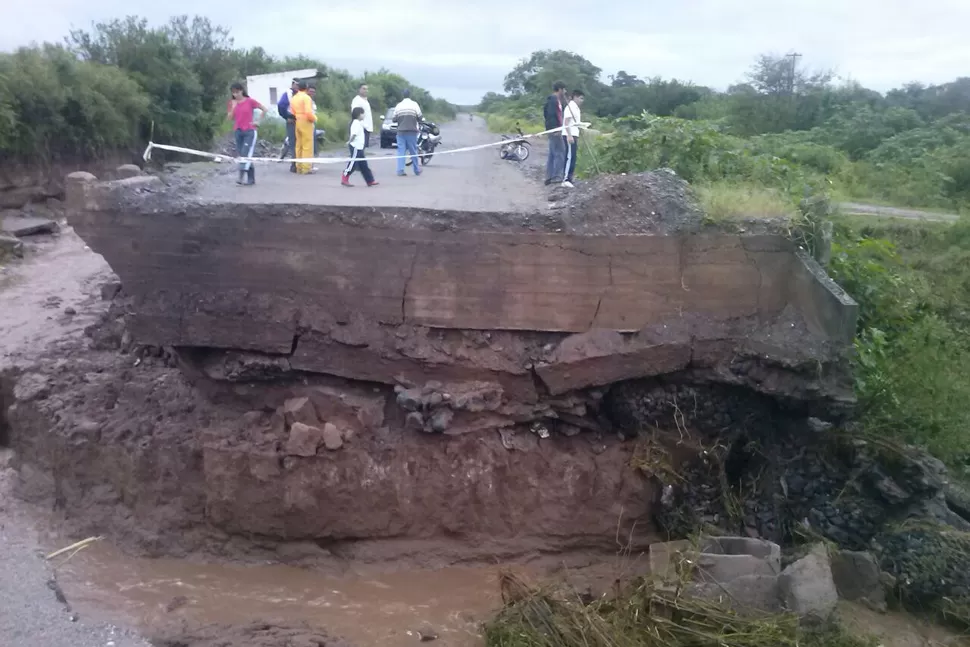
[0,450,150,647]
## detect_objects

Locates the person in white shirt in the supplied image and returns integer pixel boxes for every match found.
[341,107,378,187]
[561,89,585,188]
[350,83,374,148]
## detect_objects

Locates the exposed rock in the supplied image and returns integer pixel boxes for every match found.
[282,397,318,427]
[830,550,887,612]
[405,411,425,432]
[65,171,97,183]
[872,527,970,609]
[321,423,343,451]
[778,544,838,624]
[14,373,51,402]
[429,408,454,433]
[100,281,122,301]
[2,214,57,237]
[0,234,23,259]
[285,422,323,457]
[64,307,77,316]
[115,164,143,179]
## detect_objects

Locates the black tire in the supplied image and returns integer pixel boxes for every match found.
[420,153,432,165]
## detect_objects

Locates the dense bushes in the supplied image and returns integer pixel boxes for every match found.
[0,14,455,162]
[0,45,148,161]
[827,218,970,468]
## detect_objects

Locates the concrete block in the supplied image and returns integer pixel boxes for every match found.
[778,544,838,624]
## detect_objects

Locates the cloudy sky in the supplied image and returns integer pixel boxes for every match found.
[2,0,967,104]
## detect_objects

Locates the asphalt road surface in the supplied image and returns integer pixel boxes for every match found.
[195,115,548,213]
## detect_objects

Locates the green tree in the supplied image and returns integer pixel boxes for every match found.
[68,16,208,148]
[503,50,603,98]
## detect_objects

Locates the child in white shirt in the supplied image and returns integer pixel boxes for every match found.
[342,107,378,187]
[561,89,585,188]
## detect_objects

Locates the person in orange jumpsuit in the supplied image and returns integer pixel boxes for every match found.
[290,81,317,174]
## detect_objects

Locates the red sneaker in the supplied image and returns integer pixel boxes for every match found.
[367,181,380,187]
[341,175,353,187]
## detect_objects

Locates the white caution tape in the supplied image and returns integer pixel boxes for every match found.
[142,123,591,166]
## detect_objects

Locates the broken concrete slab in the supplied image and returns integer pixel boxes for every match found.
[687,574,783,615]
[535,328,691,395]
[2,214,58,237]
[778,544,838,624]
[830,550,887,612]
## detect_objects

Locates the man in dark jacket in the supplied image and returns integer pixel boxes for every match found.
[543,81,567,185]
[277,78,299,172]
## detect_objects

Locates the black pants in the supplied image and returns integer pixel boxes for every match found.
[563,136,578,183]
[343,146,374,183]
[364,130,371,148]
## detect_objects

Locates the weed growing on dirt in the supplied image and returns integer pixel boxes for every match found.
[695,182,797,222]
[484,571,876,647]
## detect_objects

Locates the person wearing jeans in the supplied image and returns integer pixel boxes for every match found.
[393,89,423,176]
[543,81,566,185]
[561,89,585,188]
[276,79,299,172]
[227,82,267,186]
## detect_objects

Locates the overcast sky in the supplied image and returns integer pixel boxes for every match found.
[2,0,967,105]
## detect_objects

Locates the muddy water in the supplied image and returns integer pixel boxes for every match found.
[56,542,509,646]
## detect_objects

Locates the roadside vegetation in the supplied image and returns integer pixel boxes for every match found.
[480,50,970,644]
[480,50,970,215]
[480,50,970,470]
[0,14,456,162]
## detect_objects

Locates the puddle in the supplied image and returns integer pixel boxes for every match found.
[56,542,510,646]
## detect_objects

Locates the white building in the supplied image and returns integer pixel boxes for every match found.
[245,68,319,117]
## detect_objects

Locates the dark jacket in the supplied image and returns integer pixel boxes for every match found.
[277,92,293,120]
[543,94,563,131]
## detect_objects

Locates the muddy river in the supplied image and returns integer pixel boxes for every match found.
[56,541,509,646]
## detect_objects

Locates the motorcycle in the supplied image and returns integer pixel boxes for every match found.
[405,120,441,166]
[279,128,327,160]
[499,124,531,162]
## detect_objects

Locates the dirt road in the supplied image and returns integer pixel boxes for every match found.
[838,201,960,222]
[194,116,548,212]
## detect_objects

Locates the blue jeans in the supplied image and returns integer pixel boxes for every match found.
[545,133,565,183]
[396,132,420,175]
[234,128,257,184]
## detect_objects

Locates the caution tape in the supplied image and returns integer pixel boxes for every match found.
[142,122,591,166]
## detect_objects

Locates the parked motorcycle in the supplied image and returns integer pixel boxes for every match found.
[406,120,441,166]
[499,125,530,162]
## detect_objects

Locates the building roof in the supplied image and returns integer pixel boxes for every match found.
[245,68,319,82]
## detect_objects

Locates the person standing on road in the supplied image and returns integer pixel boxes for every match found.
[227,82,267,186]
[290,81,317,174]
[543,81,567,185]
[308,85,320,168]
[393,89,423,176]
[351,83,374,148]
[342,107,379,187]
[277,78,299,173]
[561,89,585,188]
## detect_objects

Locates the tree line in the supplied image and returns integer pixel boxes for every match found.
[0,15,456,163]
[480,50,970,210]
